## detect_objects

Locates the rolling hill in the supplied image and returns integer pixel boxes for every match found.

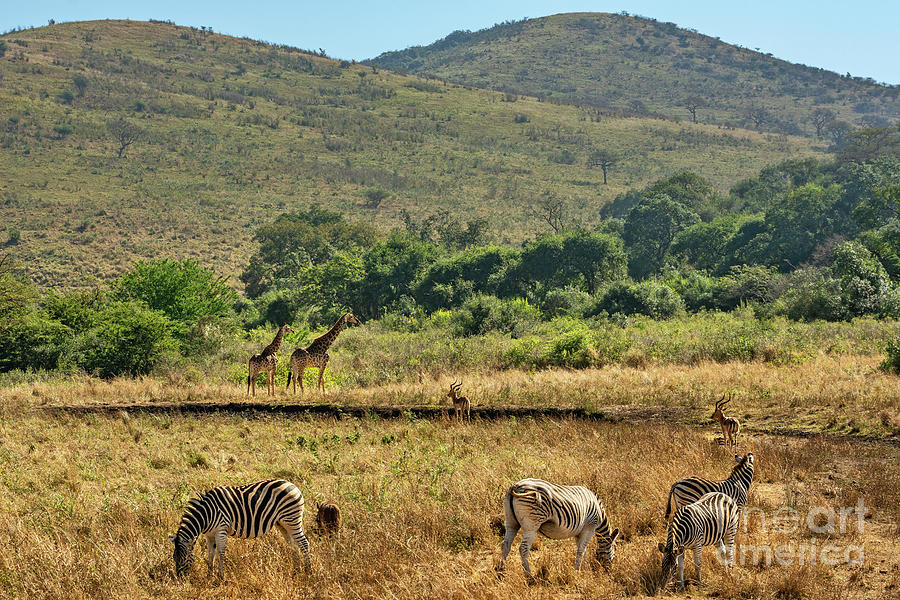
[0,19,818,290]
[368,12,900,135]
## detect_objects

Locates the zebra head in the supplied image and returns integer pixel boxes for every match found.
[594,527,620,569]
[657,541,683,587]
[730,452,755,486]
[169,532,195,577]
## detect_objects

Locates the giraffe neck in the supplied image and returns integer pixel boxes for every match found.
[262,326,286,356]
[307,316,346,355]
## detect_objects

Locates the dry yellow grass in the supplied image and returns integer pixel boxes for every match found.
[5,354,899,438]
[0,403,897,599]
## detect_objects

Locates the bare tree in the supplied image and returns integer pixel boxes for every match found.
[811,108,836,138]
[588,149,619,185]
[528,193,568,234]
[106,118,143,158]
[684,96,707,123]
[745,106,771,130]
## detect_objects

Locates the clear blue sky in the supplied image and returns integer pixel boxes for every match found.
[3,1,898,85]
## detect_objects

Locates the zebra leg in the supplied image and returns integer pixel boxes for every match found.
[215,530,227,578]
[204,534,215,574]
[676,553,685,591]
[693,546,703,586]
[725,527,737,568]
[500,525,518,571]
[519,530,538,578]
[279,524,312,572]
[573,527,594,570]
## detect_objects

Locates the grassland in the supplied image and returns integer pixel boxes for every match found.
[0,404,897,599]
[370,12,900,133]
[0,20,818,289]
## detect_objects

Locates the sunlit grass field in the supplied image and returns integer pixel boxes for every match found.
[0,407,897,599]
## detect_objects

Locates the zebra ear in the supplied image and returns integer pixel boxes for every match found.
[610,528,619,541]
[657,542,665,553]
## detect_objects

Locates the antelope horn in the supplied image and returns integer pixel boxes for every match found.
[450,380,459,390]
[722,394,732,406]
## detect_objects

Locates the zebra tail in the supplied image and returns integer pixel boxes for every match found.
[664,484,676,521]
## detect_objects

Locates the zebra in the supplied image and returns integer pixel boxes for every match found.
[664,453,754,523]
[168,479,311,577]
[500,478,620,577]
[658,492,740,591]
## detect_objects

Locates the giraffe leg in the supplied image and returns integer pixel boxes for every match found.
[318,365,325,393]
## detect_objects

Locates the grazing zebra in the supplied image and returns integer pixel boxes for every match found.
[664,453,754,523]
[711,393,740,450]
[500,478,620,577]
[168,479,311,577]
[658,492,740,591]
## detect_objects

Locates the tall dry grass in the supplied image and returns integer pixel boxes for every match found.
[0,410,896,599]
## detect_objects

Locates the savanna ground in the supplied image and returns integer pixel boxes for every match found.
[1,356,899,599]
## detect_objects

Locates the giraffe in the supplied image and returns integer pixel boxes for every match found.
[247,323,294,397]
[286,313,361,394]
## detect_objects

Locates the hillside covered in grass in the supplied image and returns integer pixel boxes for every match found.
[368,12,900,135]
[0,19,817,289]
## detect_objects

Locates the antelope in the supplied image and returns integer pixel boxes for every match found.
[447,380,471,423]
[712,393,740,450]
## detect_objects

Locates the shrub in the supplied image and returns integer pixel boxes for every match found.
[881,337,900,374]
[5,229,21,246]
[75,301,178,377]
[0,312,72,372]
[541,286,593,318]
[452,295,540,337]
[595,281,685,319]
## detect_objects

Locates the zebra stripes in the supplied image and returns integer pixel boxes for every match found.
[664,453,754,522]
[168,479,311,577]
[658,492,740,591]
[500,478,619,577]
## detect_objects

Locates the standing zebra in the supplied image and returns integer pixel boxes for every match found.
[500,478,620,577]
[664,453,754,523]
[168,479,311,577]
[658,492,740,591]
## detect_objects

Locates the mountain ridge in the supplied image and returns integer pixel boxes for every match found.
[367,12,899,136]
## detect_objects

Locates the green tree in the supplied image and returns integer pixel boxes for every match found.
[0,255,37,333]
[76,301,177,377]
[415,245,519,311]
[623,195,700,279]
[519,231,626,295]
[72,73,89,97]
[241,206,376,297]
[106,118,143,158]
[810,108,835,138]
[358,234,439,318]
[832,240,898,317]
[644,171,717,216]
[762,183,840,270]
[113,259,237,333]
[588,149,619,185]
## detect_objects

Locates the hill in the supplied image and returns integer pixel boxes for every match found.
[0,19,817,289]
[368,12,900,136]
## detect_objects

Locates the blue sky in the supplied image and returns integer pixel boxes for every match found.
[3,1,898,85]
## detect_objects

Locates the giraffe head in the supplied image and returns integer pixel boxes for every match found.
[343,313,361,326]
[711,393,732,422]
[282,324,296,335]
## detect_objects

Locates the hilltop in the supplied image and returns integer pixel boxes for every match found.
[368,12,900,135]
[0,19,817,289]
